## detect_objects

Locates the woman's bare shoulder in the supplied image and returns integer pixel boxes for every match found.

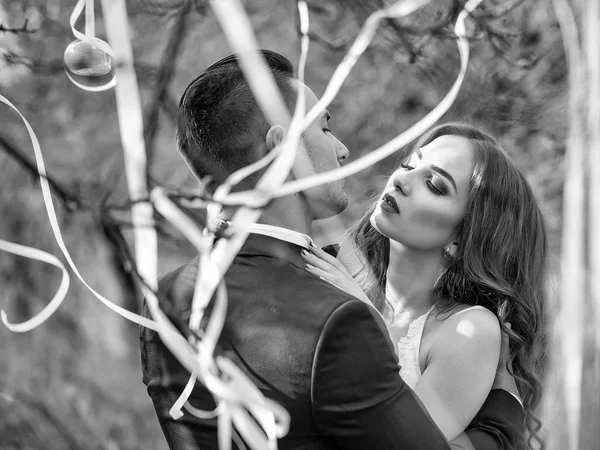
[432,304,501,351]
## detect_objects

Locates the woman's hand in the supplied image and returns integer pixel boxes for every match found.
[491,322,522,405]
[300,245,371,304]
[449,432,476,450]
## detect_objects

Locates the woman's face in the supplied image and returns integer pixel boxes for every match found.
[370,135,475,253]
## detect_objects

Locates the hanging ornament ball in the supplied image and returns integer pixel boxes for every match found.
[64,38,116,92]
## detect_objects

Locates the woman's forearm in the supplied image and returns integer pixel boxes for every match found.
[449,432,476,450]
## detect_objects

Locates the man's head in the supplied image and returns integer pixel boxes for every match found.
[176,50,349,220]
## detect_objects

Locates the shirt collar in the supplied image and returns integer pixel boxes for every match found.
[227,222,313,270]
[227,222,314,250]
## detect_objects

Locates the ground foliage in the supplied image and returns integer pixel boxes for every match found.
[0,0,567,448]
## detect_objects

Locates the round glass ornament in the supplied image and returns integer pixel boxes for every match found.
[64,38,116,91]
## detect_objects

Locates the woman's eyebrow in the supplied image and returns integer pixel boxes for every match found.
[415,149,458,193]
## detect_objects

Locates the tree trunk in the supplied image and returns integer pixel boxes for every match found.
[548,0,600,448]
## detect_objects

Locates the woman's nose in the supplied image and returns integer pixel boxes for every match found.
[390,171,410,196]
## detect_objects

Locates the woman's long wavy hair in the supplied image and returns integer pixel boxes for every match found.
[349,123,548,450]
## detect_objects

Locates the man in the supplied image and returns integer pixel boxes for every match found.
[140,51,523,449]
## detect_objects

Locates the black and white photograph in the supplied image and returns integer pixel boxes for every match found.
[0,0,597,449]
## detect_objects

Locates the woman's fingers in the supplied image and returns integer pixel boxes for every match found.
[308,245,353,277]
[304,263,344,291]
[301,247,371,303]
[492,320,521,403]
[499,321,512,370]
[300,249,335,273]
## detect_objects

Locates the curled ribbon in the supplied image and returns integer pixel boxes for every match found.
[0,239,70,333]
[0,93,158,331]
[1,0,486,449]
[221,0,484,207]
[158,1,484,446]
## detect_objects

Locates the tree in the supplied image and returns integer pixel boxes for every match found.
[545,0,600,449]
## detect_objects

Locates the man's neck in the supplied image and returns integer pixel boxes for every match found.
[255,194,313,235]
[222,194,313,235]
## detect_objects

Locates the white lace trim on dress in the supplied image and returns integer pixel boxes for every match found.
[385,282,435,390]
[395,305,434,389]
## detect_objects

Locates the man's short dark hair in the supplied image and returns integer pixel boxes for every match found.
[176,50,296,187]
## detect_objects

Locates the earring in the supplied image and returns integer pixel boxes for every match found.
[443,247,452,259]
[443,242,458,260]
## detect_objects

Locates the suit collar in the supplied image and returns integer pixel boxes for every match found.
[226,223,339,268]
[237,232,308,270]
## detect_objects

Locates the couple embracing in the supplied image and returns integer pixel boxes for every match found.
[140,51,547,450]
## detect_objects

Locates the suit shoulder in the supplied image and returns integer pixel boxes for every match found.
[315,298,394,358]
[322,298,387,329]
[158,258,198,287]
[156,258,200,309]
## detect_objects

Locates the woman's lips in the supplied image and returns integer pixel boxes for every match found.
[381,193,400,214]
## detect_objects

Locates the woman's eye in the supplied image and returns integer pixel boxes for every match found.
[427,181,445,195]
[400,162,414,171]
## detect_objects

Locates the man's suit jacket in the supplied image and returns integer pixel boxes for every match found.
[140,234,522,449]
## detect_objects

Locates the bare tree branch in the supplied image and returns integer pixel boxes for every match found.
[0,132,85,212]
[0,131,186,251]
[303,0,537,68]
[99,216,143,313]
[144,0,194,175]
[307,31,351,51]
[2,51,161,83]
[0,19,37,34]
[159,93,179,123]
[474,0,530,19]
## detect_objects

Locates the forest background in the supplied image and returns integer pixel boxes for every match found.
[0,0,588,449]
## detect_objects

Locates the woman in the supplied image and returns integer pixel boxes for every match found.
[301,123,547,449]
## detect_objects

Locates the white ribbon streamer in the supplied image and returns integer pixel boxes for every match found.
[100,0,157,290]
[69,0,88,42]
[85,0,95,39]
[194,0,313,329]
[151,189,290,447]
[172,1,483,445]
[169,372,198,420]
[222,0,483,206]
[0,93,159,332]
[275,0,481,197]
[2,1,487,449]
[184,398,222,419]
[0,239,70,332]
[97,3,291,444]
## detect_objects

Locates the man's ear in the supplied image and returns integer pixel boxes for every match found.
[266,125,285,151]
